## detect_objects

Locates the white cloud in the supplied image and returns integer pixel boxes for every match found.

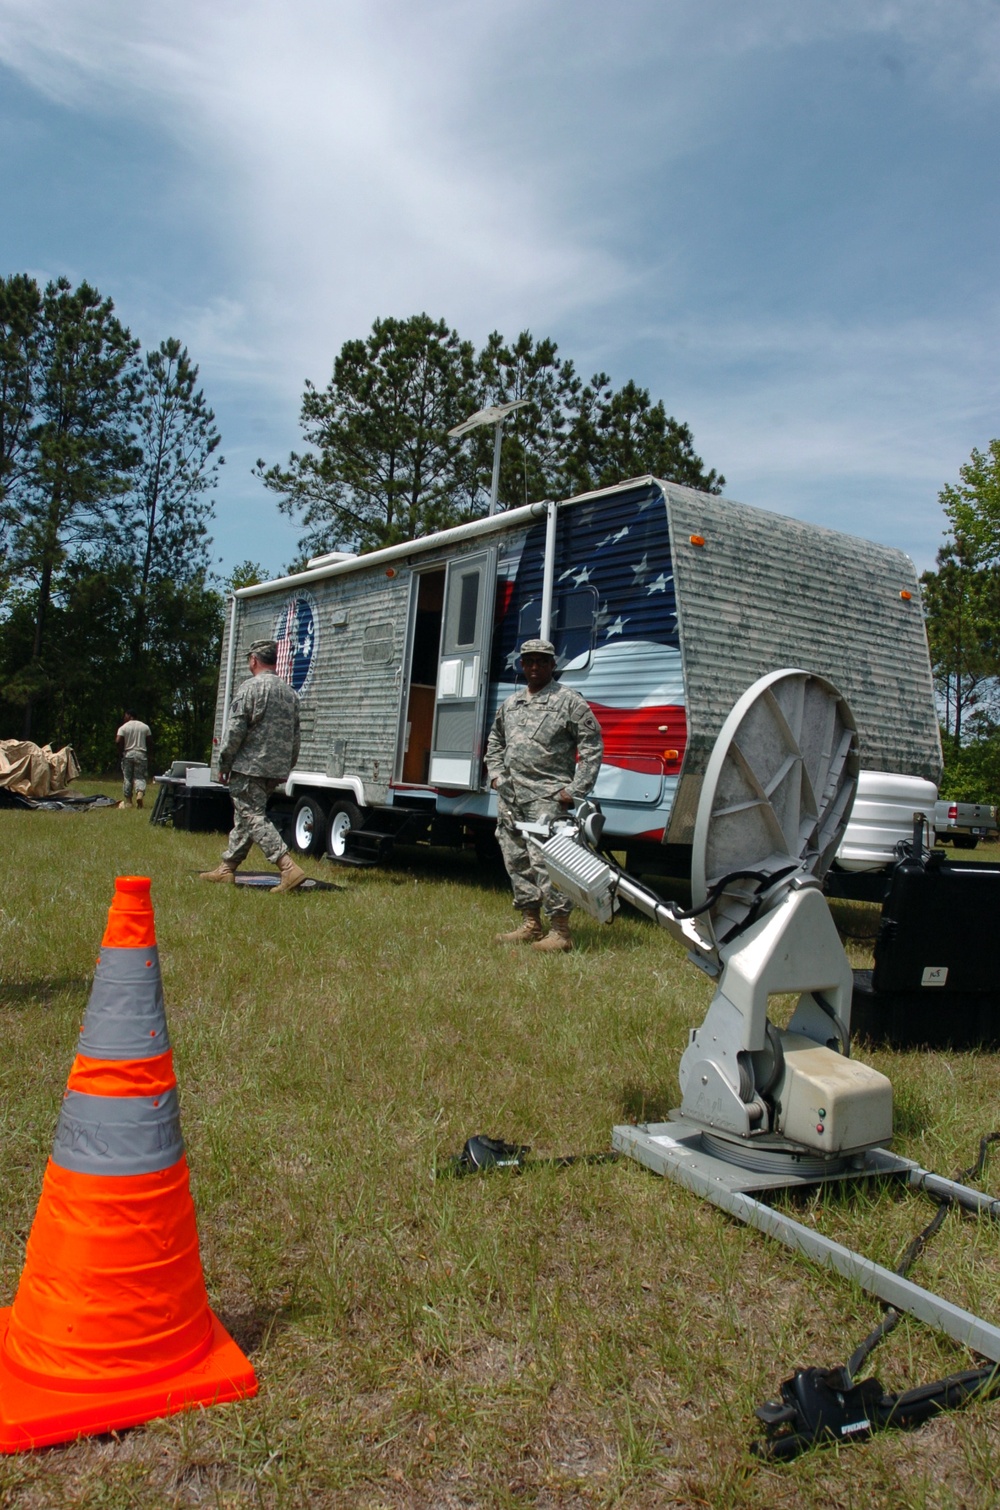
[2,0,998,574]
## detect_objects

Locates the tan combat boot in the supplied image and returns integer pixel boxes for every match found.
[199,859,238,883]
[117,798,132,810]
[531,913,572,952]
[136,792,144,809]
[495,909,546,944]
[273,852,307,892]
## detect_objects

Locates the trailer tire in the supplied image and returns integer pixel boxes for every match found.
[327,799,363,860]
[952,833,980,850]
[291,794,327,856]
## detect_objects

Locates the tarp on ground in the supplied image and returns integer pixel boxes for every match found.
[0,740,81,799]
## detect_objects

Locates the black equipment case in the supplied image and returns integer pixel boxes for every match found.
[851,851,1000,1048]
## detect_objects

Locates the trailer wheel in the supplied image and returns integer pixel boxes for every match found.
[952,833,980,850]
[291,794,327,856]
[327,799,362,860]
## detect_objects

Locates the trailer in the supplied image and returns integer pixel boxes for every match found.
[211,477,941,872]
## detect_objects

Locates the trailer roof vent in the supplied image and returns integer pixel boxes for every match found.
[306,550,358,568]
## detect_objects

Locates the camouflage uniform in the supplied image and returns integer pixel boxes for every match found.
[217,671,301,867]
[121,753,148,801]
[486,680,603,916]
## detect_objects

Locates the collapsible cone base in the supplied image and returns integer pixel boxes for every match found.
[0,1308,255,1451]
[0,877,257,1451]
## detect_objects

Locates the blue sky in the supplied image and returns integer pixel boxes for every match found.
[1,0,997,580]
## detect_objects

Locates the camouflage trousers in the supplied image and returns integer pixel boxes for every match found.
[121,753,148,799]
[495,786,572,917]
[222,772,288,866]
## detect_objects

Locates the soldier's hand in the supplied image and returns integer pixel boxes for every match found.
[218,771,230,786]
[557,788,574,807]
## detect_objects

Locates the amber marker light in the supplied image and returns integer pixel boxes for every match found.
[386,567,396,578]
[900,589,912,600]
[663,749,679,761]
[689,534,705,547]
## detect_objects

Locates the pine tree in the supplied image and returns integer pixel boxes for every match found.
[5,278,140,737]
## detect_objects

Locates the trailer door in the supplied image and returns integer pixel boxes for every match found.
[429,548,496,788]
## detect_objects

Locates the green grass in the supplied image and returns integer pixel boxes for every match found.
[2,797,1000,1506]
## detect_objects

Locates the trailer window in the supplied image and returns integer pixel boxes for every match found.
[450,571,480,648]
[517,586,598,669]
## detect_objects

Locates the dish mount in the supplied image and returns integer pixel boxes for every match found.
[530,669,1000,1360]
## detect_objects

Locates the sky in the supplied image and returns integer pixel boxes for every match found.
[1,0,997,581]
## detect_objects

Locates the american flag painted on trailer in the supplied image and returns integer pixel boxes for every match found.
[273,591,319,695]
[490,481,686,800]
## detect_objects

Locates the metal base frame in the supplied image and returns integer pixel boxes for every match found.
[613,1117,1000,1362]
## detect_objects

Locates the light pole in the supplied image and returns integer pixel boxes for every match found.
[447,398,530,515]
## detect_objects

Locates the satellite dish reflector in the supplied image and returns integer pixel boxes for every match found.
[691,669,859,948]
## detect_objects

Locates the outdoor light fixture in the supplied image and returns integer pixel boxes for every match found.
[447,399,530,515]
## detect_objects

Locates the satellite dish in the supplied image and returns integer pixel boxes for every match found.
[690,669,859,951]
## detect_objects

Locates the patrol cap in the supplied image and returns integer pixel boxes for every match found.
[248,638,278,664]
[519,638,556,659]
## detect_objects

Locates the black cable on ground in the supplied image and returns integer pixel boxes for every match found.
[753,1131,1000,1461]
[436,1133,620,1179]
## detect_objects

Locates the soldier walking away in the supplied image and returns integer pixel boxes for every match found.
[116,711,152,809]
[485,638,603,952]
[200,638,306,893]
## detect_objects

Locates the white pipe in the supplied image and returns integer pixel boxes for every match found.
[220,594,239,741]
[488,420,503,515]
[539,498,558,642]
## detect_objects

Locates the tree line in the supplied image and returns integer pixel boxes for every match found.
[0,274,222,771]
[0,293,726,771]
[4,278,997,802]
[255,313,724,560]
[920,439,1000,801]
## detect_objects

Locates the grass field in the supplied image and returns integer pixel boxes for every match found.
[2,794,1000,1508]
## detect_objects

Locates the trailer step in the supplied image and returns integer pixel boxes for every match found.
[341,809,432,867]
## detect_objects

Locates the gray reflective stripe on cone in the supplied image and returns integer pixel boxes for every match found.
[77,946,171,1060]
[51,1088,185,1175]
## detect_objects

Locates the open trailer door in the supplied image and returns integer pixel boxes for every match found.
[428,548,496,789]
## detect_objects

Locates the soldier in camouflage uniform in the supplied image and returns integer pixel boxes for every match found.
[200,638,306,892]
[486,638,603,952]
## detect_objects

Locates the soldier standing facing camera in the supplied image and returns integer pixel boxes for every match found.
[486,637,603,952]
[200,638,305,892]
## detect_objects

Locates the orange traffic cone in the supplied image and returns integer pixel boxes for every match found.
[0,876,257,1451]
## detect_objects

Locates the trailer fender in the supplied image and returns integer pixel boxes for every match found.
[285,772,366,806]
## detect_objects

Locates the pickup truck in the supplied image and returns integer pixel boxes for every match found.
[934,799,999,850]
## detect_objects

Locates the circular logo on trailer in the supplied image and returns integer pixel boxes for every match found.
[273,591,318,694]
